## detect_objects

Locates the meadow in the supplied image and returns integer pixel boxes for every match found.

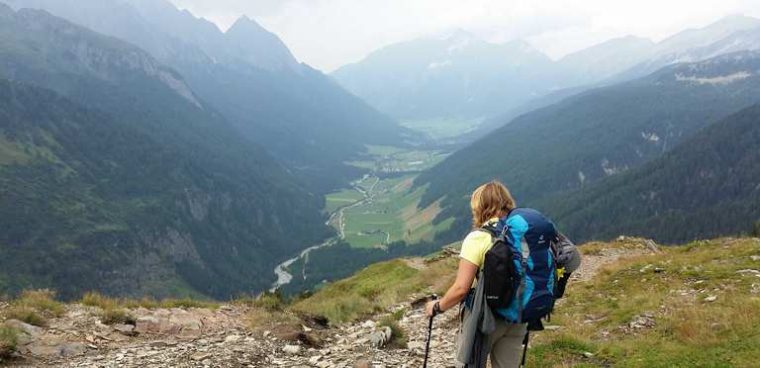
[324,144,454,249]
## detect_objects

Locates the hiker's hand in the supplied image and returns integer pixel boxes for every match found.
[424,300,437,317]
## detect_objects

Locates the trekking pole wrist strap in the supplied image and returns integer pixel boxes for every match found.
[433,301,442,316]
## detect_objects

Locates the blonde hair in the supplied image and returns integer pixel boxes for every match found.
[470,181,516,228]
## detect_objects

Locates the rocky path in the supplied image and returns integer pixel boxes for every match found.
[4,239,656,368]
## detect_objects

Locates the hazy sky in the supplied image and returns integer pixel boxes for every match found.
[169,0,760,72]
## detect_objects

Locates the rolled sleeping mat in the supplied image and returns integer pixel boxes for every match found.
[556,233,581,273]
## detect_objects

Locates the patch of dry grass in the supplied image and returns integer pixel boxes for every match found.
[81,292,219,310]
[98,308,135,326]
[378,311,408,349]
[4,306,46,327]
[528,237,760,367]
[15,290,64,317]
[81,292,120,310]
[234,292,285,312]
[246,307,302,334]
[3,290,65,327]
[0,326,18,360]
[291,256,459,325]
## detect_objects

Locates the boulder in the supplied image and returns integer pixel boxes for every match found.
[628,313,656,330]
[369,326,393,348]
[361,320,376,329]
[4,319,43,337]
[113,324,138,337]
[134,312,202,338]
[135,316,161,335]
[26,341,87,358]
[224,334,242,343]
[282,344,301,355]
[354,359,371,368]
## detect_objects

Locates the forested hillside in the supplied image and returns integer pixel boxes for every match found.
[541,103,760,243]
[417,51,760,243]
[0,5,329,299]
[6,0,410,192]
[615,15,760,81]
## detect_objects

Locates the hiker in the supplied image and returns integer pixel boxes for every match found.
[425,180,580,368]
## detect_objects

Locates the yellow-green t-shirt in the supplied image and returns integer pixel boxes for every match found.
[459,218,499,268]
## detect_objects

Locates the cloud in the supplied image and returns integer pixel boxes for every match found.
[171,0,298,16]
[169,0,760,72]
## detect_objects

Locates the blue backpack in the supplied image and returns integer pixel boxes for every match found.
[480,208,559,324]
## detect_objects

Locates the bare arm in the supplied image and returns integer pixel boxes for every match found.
[425,258,478,316]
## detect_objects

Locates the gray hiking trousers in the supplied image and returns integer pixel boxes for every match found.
[456,318,527,368]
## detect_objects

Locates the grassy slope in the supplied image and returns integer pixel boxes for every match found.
[291,257,458,324]
[295,237,760,366]
[532,238,760,367]
[2,238,757,366]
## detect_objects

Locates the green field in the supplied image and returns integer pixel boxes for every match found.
[340,176,453,248]
[324,188,364,214]
[345,145,448,173]
[400,117,485,140]
[325,146,455,249]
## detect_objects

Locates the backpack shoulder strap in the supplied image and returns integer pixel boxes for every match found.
[477,226,498,238]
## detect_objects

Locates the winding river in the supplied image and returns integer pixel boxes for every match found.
[269,175,381,291]
[270,238,336,292]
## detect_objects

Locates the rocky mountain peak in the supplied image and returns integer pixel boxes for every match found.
[656,14,760,54]
[224,14,300,72]
[2,5,202,108]
[0,2,12,15]
[228,15,266,33]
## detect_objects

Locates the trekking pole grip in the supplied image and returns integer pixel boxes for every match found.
[432,295,442,317]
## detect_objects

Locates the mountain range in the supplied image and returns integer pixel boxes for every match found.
[540,103,760,243]
[332,30,556,121]
[613,15,760,82]
[0,4,330,299]
[416,50,760,243]
[1,0,759,300]
[6,0,410,192]
[333,15,760,131]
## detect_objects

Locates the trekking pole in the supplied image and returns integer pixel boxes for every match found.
[423,294,439,368]
[520,331,530,368]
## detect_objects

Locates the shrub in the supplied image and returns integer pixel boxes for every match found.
[121,297,218,310]
[81,292,219,311]
[81,292,119,310]
[391,308,406,321]
[99,308,135,325]
[159,298,218,310]
[5,306,47,327]
[3,289,66,326]
[15,290,64,317]
[378,315,407,349]
[0,327,18,360]
[246,308,300,331]
[291,260,424,324]
[251,293,285,311]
